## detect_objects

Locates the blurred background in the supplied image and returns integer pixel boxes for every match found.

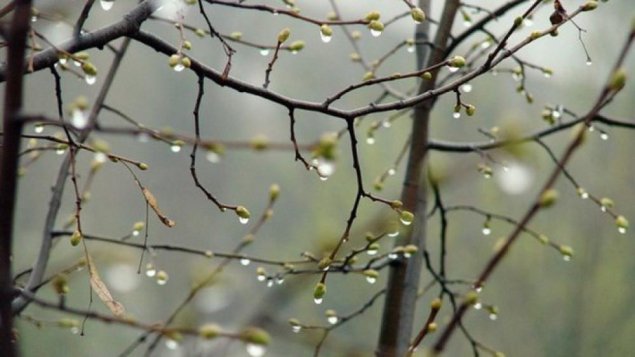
[5,0,635,356]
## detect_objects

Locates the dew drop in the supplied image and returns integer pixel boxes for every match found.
[370,29,382,37]
[59,58,68,65]
[173,63,185,72]
[292,325,302,333]
[474,302,482,310]
[489,313,498,321]
[71,109,88,129]
[156,272,169,285]
[588,125,595,132]
[404,252,412,258]
[266,279,274,287]
[56,147,66,155]
[601,206,607,213]
[85,75,96,85]
[320,32,332,43]
[388,231,399,238]
[239,216,249,224]
[406,46,415,53]
[240,258,251,266]
[317,160,335,178]
[137,132,149,143]
[481,41,491,49]
[206,151,220,163]
[600,133,609,140]
[453,112,461,119]
[70,327,80,335]
[523,18,533,27]
[132,230,140,237]
[327,316,338,325]
[257,275,266,282]
[400,217,413,226]
[170,144,182,153]
[34,124,44,133]
[319,176,328,182]
[482,227,491,236]
[367,249,378,256]
[313,297,323,304]
[145,264,156,277]
[463,20,472,27]
[586,60,592,66]
[580,192,589,199]
[388,253,398,260]
[382,121,392,128]
[73,60,81,67]
[475,286,483,293]
[544,72,552,78]
[448,66,459,73]
[246,344,266,357]
[366,137,375,145]
[388,168,396,176]
[461,84,473,93]
[618,227,627,234]
[276,277,284,285]
[563,255,571,262]
[100,0,114,11]
[366,276,377,284]
[165,339,179,350]
[259,49,270,56]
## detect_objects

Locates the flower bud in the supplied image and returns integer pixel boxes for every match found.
[277,28,291,43]
[411,7,426,23]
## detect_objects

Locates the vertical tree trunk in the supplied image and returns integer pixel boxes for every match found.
[376,1,460,355]
[0,1,33,356]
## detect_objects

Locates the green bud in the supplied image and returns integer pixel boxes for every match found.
[403,244,418,255]
[538,234,549,245]
[236,206,251,219]
[320,24,333,37]
[138,162,149,171]
[368,20,384,32]
[448,55,466,68]
[183,40,192,50]
[277,28,291,43]
[133,221,145,231]
[195,28,206,37]
[288,40,305,52]
[514,16,523,27]
[539,189,558,208]
[363,269,379,279]
[390,200,403,209]
[609,67,627,92]
[400,210,414,225]
[168,54,181,67]
[288,318,301,326]
[362,71,375,81]
[181,57,191,68]
[427,322,438,332]
[600,197,614,208]
[70,230,82,246]
[411,7,426,23]
[74,96,90,111]
[199,323,221,339]
[81,61,97,76]
[581,1,598,11]
[229,31,242,40]
[430,298,442,310]
[368,242,380,252]
[464,290,479,305]
[52,274,69,295]
[58,318,80,329]
[239,327,270,345]
[74,52,90,60]
[559,245,574,259]
[250,134,269,151]
[351,31,362,40]
[421,71,432,80]
[269,184,280,201]
[365,11,381,21]
[530,31,541,40]
[616,215,629,231]
[465,104,476,116]
[350,52,361,62]
[313,282,327,300]
[317,257,332,270]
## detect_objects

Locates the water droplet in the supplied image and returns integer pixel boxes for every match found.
[400,217,413,226]
[313,297,323,304]
[137,132,149,143]
[600,133,609,140]
[31,16,37,23]
[272,10,279,16]
[59,58,68,65]
[463,20,472,27]
[165,339,179,350]
[512,73,522,82]
[320,32,332,43]
[366,137,375,145]
[453,112,461,119]
[586,60,592,66]
[461,84,473,93]
[544,72,552,78]
[73,60,81,67]
[580,192,589,199]
[319,176,328,182]
[475,286,483,293]
[388,231,399,238]
[266,279,274,287]
[85,75,96,85]
[523,18,533,27]
[370,29,382,37]
[382,121,392,128]
[327,316,338,325]
[239,216,249,224]
[448,66,459,73]
[34,124,44,133]
[56,147,66,155]
[601,206,607,213]
[276,277,284,285]
[292,325,302,333]
[100,0,114,11]
[259,49,270,56]
[156,271,169,285]
[291,50,299,55]
[145,264,156,277]
[563,255,571,262]
[588,125,595,132]
[618,227,627,234]
[173,63,185,72]
[388,168,396,176]
[257,275,266,282]
[206,151,220,163]
[71,109,88,129]
[474,302,482,310]
[489,313,498,321]
[366,276,377,284]
[170,144,182,153]
[317,160,335,178]
[406,46,415,53]
[388,253,398,260]
[70,326,80,334]
[404,252,412,258]
[481,41,491,49]
[132,229,140,237]
[367,249,378,256]
[482,227,491,236]
[240,258,251,266]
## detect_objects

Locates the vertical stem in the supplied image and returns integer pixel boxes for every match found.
[376,1,460,356]
[0,1,33,355]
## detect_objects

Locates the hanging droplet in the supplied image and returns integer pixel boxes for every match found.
[313,297,323,304]
[257,275,266,282]
[482,227,491,236]
[327,316,338,325]
[100,0,115,11]
[523,18,533,27]
[588,125,595,132]
[173,63,185,72]
[320,32,332,43]
[206,151,220,163]
[366,136,375,145]
[367,248,378,256]
[586,60,592,66]
[71,109,88,129]
[85,75,96,85]
[600,133,609,140]
[366,276,377,284]
[170,143,182,153]
[448,66,459,73]
[475,286,483,293]
[317,160,335,179]
[259,49,270,56]
[406,45,415,53]
[453,112,461,119]
[239,216,249,224]
[240,258,251,266]
[461,84,473,93]
[145,264,156,277]
[34,123,44,133]
[382,120,392,128]
[489,313,498,321]
[292,325,302,333]
[388,253,399,260]
[246,344,266,357]
[165,339,179,350]
[276,277,284,285]
[55,146,67,155]
[266,279,274,287]
[156,271,169,285]
[618,227,626,234]
[474,302,482,310]
[370,29,382,37]
[481,41,491,49]
[388,230,399,238]
[70,326,80,334]
[31,15,38,23]
[136,132,149,143]
[544,72,552,78]
[463,20,472,27]
[563,255,571,262]
[388,168,396,176]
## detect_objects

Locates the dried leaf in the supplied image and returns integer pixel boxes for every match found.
[86,255,126,317]
[142,187,176,227]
